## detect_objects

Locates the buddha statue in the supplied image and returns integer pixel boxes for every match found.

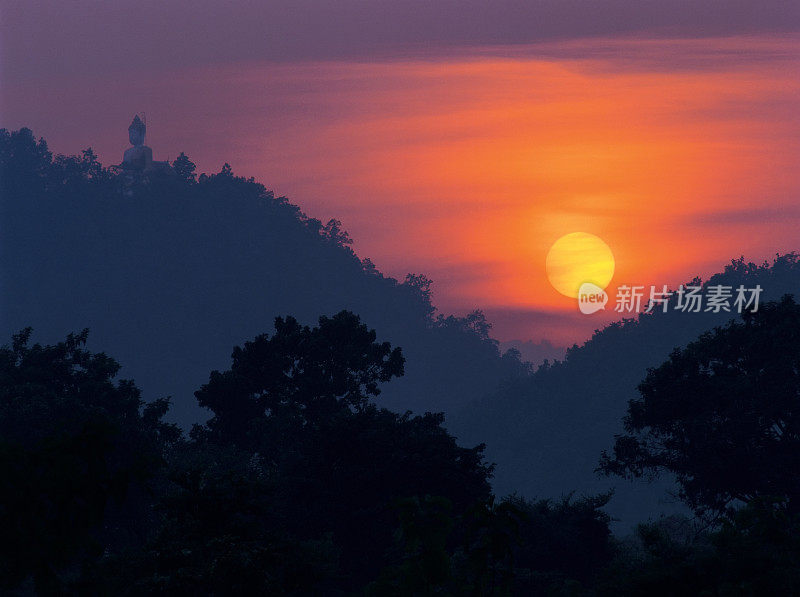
[122,115,153,170]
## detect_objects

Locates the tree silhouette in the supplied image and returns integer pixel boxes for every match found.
[194,310,404,447]
[600,296,800,516]
[187,311,493,590]
[0,329,179,593]
[597,500,800,594]
[171,151,196,182]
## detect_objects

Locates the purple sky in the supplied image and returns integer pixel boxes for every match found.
[2,0,799,86]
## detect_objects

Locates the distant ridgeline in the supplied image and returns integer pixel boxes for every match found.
[3,126,798,532]
[449,252,800,530]
[0,127,527,428]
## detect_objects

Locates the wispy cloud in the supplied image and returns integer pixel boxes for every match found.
[2,1,799,82]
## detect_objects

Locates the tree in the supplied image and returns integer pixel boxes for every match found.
[454,495,521,595]
[368,495,456,595]
[506,493,614,593]
[171,151,196,182]
[402,273,437,320]
[0,329,179,593]
[597,501,800,595]
[190,312,493,590]
[0,128,52,195]
[194,310,404,448]
[83,442,340,595]
[600,296,800,516]
[321,218,353,246]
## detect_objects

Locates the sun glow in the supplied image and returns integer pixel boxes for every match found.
[546,233,615,298]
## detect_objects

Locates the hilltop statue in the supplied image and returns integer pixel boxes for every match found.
[122,115,153,170]
[119,114,171,174]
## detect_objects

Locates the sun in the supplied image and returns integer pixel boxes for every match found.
[546,232,615,298]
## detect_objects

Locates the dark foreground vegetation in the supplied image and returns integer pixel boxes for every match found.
[2,298,800,594]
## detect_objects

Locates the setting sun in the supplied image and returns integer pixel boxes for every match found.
[546,232,615,298]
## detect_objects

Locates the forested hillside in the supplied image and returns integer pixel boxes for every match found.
[0,128,527,425]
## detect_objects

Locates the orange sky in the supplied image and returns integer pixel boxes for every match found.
[5,35,800,344]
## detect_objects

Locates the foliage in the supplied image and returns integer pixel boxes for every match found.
[507,493,614,593]
[598,500,800,595]
[600,296,800,516]
[189,311,492,590]
[194,310,404,447]
[82,443,340,595]
[369,492,615,596]
[171,151,196,182]
[368,495,456,595]
[0,329,179,593]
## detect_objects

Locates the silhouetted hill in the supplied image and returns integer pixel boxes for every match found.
[0,128,527,425]
[449,254,800,530]
[500,338,566,368]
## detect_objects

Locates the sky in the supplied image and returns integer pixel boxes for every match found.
[2,1,799,346]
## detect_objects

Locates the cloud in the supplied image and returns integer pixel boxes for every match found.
[687,205,800,226]
[2,0,798,83]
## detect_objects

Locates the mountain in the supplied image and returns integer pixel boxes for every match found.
[449,254,800,529]
[0,128,527,426]
[500,338,566,368]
